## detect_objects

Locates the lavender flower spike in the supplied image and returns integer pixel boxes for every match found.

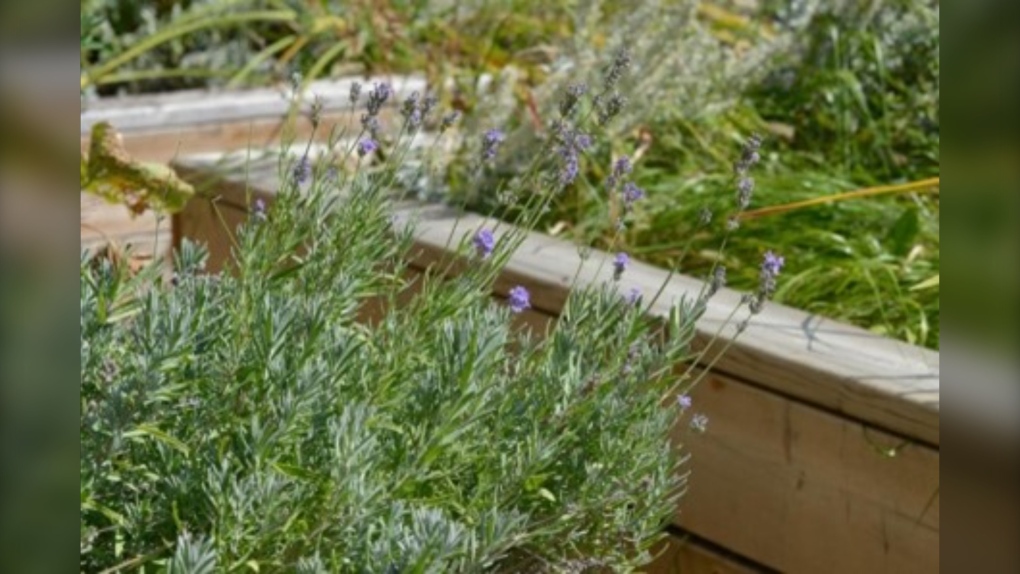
[625,287,642,306]
[677,394,692,411]
[508,285,531,314]
[749,250,785,315]
[365,82,393,116]
[292,155,311,185]
[481,128,506,162]
[357,138,378,157]
[473,229,495,259]
[252,198,267,222]
[622,182,645,205]
[690,413,709,433]
[613,252,630,281]
[762,250,785,277]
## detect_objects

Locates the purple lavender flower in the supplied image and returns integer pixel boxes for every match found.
[733,134,763,211]
[481,128,506,162]
[613,157,632,178]
[252,198,267,222]
[690,413,709,433]
[607,156,632,190]
[561,155,580,185]
[421,94,439,118]
[553,122,592,185]
[622,182,645,205]
[762,250,785,277]
[559,82,588,117]
[292,155,311,185]
[707,265,727,298]
[749,250,785,314]
[735,133,763,174]
[473,228,495,259]
[625,287,642,306]
[736,176,755,210]
[361,115,381,137]
[597,92,627,126]
[358,138,378,157]
[603,48,632,90]
[349,81,362,106]
[677,394,692,411]
[613,252,630,281]
[508,285,531,314]
[401,91,422,128]
[366,82,392,116]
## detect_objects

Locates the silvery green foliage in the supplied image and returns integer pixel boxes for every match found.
[167,532,217,574]
[467,0,791,165]
[80,131,705,571]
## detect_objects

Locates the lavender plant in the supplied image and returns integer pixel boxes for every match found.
[80,56,780,573]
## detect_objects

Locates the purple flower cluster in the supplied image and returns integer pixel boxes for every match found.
[559,82,589,118]
[251,198,267,222]
[603,48,632,91]
[349,81,362,106]
[607,156,632,190]
[481,128,506,162]
[689,413,709,433]
[597,92,627,126]
[748,250,784,314]
[552,121,593,186]
[612,252,630,281]
[622,182,644,205]
[473,228,495,259]
[508,285,531,314]
[292,155,311,185]
[360,82,392,136]
[357,138,378,157]
[707,265,727,298]
[399,91,437,130]
[400,91,422,128]
[366,82,392,116]
[625,287,642,306]
[734,134,762,210]
[676,394,692,411]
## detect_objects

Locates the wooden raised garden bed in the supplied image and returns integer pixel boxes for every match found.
[81,81,941,574]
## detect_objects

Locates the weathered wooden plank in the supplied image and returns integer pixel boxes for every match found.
[81,76,426,164]
[81,76,426,133]
[80,192,171,261]
[676,368,938,573]
[641,534,763,573]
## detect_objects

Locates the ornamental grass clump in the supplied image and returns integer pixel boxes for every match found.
[81,52,780,573]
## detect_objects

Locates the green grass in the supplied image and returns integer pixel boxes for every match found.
[81,0,940,349]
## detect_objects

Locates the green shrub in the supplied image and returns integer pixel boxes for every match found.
[81,68,777,571]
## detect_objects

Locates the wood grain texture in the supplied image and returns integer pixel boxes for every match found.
[676,369,938,573]
[81,192,171,261]
[81,76,426,133]
[641,535,763,574]
[81,76,425,164]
